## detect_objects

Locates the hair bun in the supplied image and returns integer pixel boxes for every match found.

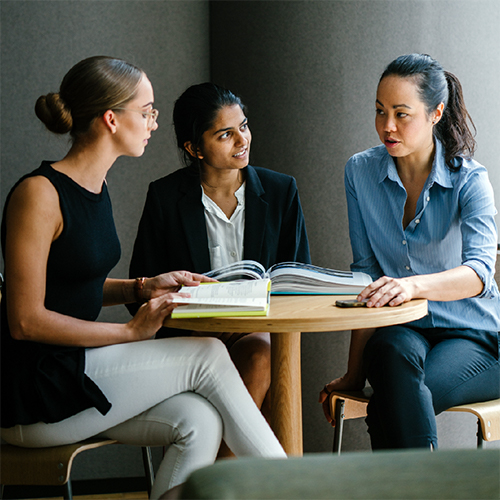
[35,92,73,134]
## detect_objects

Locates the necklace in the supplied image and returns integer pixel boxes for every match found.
[201,171,243,192]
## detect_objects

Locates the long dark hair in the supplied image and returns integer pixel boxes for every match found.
[380,54,476,170]
[173,82,244,170]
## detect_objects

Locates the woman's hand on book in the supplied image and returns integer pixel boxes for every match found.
[148,271,217,300]
[126,292,190,341]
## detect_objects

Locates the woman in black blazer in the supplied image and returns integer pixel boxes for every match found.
[129,83,310,454]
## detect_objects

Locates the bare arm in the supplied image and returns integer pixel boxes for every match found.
[4,177,189,347]
[358,265,483,308]
[319,328,375,425]
[103,272,215,307]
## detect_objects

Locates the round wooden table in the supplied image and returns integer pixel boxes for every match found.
[164,294,428,455]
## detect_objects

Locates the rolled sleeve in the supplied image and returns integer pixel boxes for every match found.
[460,168,498,299]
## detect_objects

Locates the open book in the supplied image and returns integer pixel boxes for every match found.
[171,279,271,318]
[203,260,372,295]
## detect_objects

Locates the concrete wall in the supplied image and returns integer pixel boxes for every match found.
[1,0,498,483]
[210,0,500,454]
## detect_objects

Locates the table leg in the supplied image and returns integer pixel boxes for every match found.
[270,331,303,456]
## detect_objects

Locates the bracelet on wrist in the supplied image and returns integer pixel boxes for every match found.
[134,277,147,303]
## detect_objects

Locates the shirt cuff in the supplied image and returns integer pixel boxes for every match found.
[463,260,497,299]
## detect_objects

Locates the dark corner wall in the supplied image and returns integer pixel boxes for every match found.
[1,0,499,481]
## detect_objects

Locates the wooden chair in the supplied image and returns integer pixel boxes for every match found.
[0,439,155,500]
[329,388,500,453]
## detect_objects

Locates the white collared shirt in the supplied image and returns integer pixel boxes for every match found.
[201,182,246,270]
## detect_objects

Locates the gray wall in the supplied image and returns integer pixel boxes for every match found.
[1,0,499,483]
[209,0,500,454]
[0,0,211,480]
[1,0,211,288]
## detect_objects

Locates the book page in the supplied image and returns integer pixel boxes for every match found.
[172,279,271,307]
[266,262,372,294]
[268,261,353,278]
[203,260,267,281]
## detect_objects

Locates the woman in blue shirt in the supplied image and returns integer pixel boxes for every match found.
[320,54,499,449]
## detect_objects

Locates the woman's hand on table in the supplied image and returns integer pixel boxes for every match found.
[357,276,417,308]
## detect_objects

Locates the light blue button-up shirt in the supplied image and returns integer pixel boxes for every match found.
[344,140,500,331]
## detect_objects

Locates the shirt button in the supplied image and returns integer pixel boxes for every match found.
[426,196,430,202]
[405,266,411,271]
[231,251,236,257]
[415,219,420,224]
[402,240,407,245]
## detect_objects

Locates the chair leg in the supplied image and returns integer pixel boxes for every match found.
[477,419,484,449]
[63,478,73,500]
[332,399,346,455]
[142,446,155,498]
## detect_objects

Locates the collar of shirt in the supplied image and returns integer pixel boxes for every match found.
[378,139,453,190]
[201,182,246,270]
[201,181,246,223]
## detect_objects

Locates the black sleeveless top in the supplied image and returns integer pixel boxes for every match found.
[1,162,121,427]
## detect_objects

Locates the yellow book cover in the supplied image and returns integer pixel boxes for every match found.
[171,279,271,319]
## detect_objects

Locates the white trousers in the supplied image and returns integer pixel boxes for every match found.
[1,337,286,498]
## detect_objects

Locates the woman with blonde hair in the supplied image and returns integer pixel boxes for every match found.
[0,56,285,499]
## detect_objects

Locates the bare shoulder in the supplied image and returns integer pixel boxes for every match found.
[8,175,59,210]
[6,175,62,233]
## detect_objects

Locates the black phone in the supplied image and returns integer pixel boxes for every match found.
[335,299,367,308]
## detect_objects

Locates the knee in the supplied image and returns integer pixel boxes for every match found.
[198,336,231,364]
[242,335,271,369]
[364,328,402,364]
[171,393,223,448]
[364,327,427,377]
[231,334,271,381]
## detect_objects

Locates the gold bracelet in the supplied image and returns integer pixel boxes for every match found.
[134,277,147,303]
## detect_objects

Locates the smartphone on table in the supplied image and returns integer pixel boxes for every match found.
[335,299,368,308]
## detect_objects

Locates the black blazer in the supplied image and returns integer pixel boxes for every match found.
[130,164,310,275]
[128,165,311,322]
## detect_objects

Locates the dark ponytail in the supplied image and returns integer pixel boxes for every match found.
[380,54,476,170]
[434,71,476,169]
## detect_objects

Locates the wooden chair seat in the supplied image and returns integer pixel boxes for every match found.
[447,399,500,442]
[329,388,500,453]
[0,439,154,499]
